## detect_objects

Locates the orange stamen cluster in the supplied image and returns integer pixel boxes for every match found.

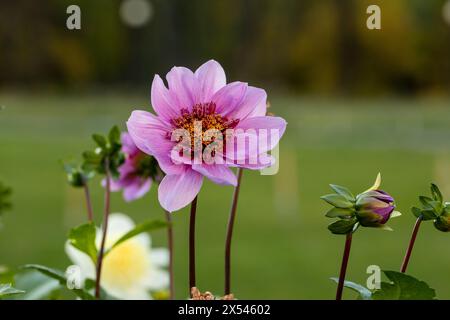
[170,102,239,149]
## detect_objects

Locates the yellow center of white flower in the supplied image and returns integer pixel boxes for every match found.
[102,239,150,290]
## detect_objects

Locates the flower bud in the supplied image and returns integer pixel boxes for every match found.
[434,216,450,232]
[355,190,395,227]
[434,203,450,232]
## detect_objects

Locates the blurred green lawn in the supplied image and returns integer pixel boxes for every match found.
[1,92,450,299]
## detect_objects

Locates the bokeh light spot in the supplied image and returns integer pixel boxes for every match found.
[443,0,450,26]
[120,0,153,28]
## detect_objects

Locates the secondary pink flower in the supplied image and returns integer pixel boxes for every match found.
[127,60,287,212]
[109,132,158,202]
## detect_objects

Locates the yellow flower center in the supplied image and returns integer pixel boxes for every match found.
[171,103,239,149]
[102,239,150,290]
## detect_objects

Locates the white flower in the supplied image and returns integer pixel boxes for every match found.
[66,213,169,300]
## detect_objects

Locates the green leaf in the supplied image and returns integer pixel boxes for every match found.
[434,216,450,232]
[411,207,423,219]
[68,222,97,263]
[372,271,436,300]
[330,278,372,300]
[105,220,168,256]
[0,182,12,216]
[419,196,433,208]
[92,134,107,148]
[421,209,438,221]
[325,207,354,218]
[82,150,102,163]
[321,194,353,209]
[13,271,59,300]
[0,283,25,298]
[327,218,357,235]
[21,265,66,283]
[108,126,121,144]
[329,185,355,201]
[431,183,443,203]
[21,265,95,300]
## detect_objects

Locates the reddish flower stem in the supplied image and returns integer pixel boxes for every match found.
[165,210,175,300]
[189,196,198,297]
[95,160,111,299]
[336,232,353,301]
[225,168,244,295]
[400,215,423,273]
[83,183,94,222]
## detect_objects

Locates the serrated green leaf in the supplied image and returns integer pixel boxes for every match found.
[68,222,97,263]
[330,278,372,300]
[92,134,107,148]
[108,126,121,144]
[430,183,443,203]
[372,271,436,300]
[0,283,25,298]
[419,196,433,207]
[421,209,438,221]
[21,265,95,300]
[105,220,168,256]
[82,151,102,163]
[0,182,12,216]
[321,194,353,209]
[327,218,357,235]
[325,207,354,218]
[329,185,355,201]
[411,207,423,219]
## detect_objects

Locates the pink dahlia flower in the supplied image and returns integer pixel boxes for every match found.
[109,132,157,202]
[127,60,287,212]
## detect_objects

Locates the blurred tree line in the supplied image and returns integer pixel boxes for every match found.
[0,0,449,95]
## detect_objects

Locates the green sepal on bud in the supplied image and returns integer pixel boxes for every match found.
[322,173,399,235]
[328,218,359,235]
[0,181,12,216]
[411,183,450,232]
[82,125,125,178]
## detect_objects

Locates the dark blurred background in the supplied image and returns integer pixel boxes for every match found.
[1,0,450,95]
[1,0,450,300]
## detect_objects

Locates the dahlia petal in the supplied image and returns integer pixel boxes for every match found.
[65,241,96,281]
[158,170,203,212]
[123,178,152,202]
[212,81,248,115]
[126,110,172,157]
[150,248,170,267]
[154,154,186,175]
[166,66,199,110]
[142,268,170,291]
[192,164,237,186]
[194,60,227,102]
[235,116,287,154]
[229,86,267,120]
[106,213,136,238]
[151,75,180,120]
[121,132,139,155]
[230,154,276,170]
